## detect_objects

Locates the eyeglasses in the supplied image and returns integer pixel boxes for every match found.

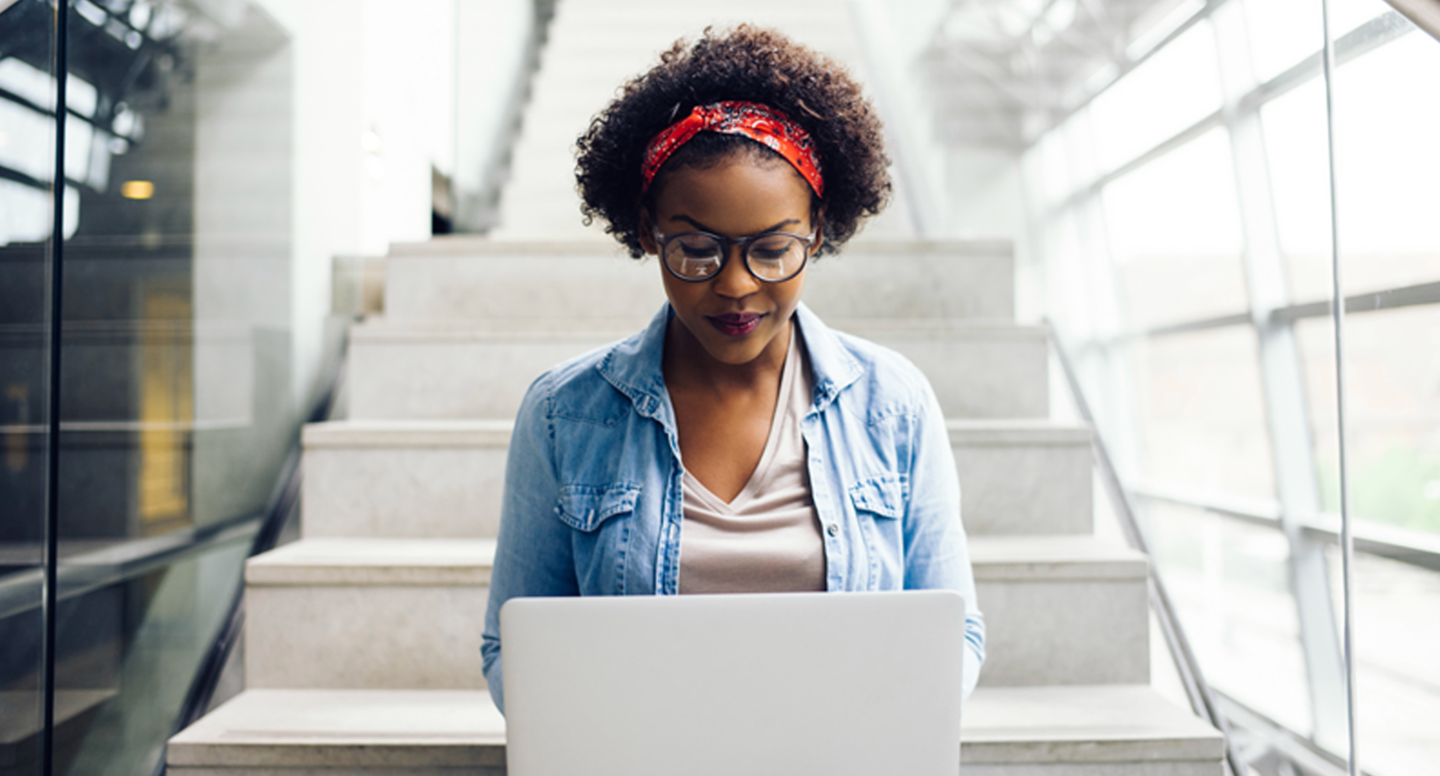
[652,226,818,283]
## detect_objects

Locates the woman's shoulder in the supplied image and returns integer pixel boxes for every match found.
[520,332,647,425]
[800,313,937,420]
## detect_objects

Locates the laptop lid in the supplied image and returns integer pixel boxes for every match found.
[501,590,964,776]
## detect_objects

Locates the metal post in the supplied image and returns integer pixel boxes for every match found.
[1318,0,1360,771]
[42,1,71,774]
[1209,3,1349,748]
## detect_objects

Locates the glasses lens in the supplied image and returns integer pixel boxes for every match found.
[745,235,807,280]
[664,234,723,279]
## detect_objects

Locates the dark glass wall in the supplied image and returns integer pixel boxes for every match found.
[1,2,56,775]
[1,1,299,772]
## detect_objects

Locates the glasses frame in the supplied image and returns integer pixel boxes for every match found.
[651,226,819,284]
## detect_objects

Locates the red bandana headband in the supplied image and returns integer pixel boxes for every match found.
[640,101,824,197]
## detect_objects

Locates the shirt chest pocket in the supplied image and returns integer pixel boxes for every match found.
[848,475,905,520]
[848,475,906,589]
[555,483,642,532]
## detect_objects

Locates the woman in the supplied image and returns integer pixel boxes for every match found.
[481,25,984,712]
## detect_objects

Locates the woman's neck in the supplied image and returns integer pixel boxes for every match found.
[663,315,791,397]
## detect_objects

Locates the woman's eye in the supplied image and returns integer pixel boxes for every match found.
[680,243,718,259]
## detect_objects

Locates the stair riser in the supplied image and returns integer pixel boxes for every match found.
[383,253,1014,323]
[244,576,1139,691]
[348,332,1046,420]
[245,585,488,691]
[956,443,1092,536]
[301,435,1087,539]
[974,579,1149,687]
[859,332,1047,419]
[302,447,507,539]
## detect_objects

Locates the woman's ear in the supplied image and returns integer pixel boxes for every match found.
[637,208,658,255]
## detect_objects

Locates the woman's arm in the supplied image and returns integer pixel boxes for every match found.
[903,378,986,699]
[481,379,579,715]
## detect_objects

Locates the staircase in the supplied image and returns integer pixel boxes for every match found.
[166,236,1224,774]
[167,1,1225,773]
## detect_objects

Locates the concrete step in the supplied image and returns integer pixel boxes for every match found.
[246,531,1137,689]
[301,419,1089,540]
[244,538,494,691]
[971,536,1148,686]
[382,237,1014,324]
[302,420,511,539]
[167,685,1222,774]
[949,419,1092,536]
[346,320,1047,421]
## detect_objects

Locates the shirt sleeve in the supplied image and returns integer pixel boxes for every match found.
[902,375,986,700]
[481,377,579,715]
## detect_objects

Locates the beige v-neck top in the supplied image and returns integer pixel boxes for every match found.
[677,327,827,594]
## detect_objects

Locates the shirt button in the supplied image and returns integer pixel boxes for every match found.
[827,523,839,537]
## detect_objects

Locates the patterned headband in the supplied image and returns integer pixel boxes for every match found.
[640,101,824,197]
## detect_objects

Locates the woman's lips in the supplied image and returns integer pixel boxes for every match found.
[707,312,763,337]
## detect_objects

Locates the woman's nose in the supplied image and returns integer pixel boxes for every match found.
[710,244,760,298]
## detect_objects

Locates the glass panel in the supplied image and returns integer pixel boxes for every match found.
[46,1,297,772]
[1297,306,1440,536]
[0,2,56,774]
[1127,326,1277,498]
[56,542,249,775]
[1330,32,1440,296]
[1102,128,1250,329]
[1260,78,1332,303]
[1270,32,1440,304]
[1090,19,1224,173]
[1244,0,1324,84]
[1324,547,1440,774]
[1144,502,1313,734]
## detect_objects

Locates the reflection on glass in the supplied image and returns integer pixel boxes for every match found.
[2,0,301,772]
[1128,326,1277,498]
[58,543,248,775]
[1298,307,1440,536]
[0,2,56,774]
[1144,501,1312,734]
[1102,128,1250,328]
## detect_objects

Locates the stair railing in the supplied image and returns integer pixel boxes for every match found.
[1045,319,1248,776]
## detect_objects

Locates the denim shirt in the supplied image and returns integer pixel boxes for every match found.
[481,302,985,713]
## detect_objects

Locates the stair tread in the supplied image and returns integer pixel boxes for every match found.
[168,685,1221,767]
[969,535,1147,581]
[303,419,513,448]
[246,538,496,586]
[246,536,1137,585]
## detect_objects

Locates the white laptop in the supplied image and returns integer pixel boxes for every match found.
[500,590,965,776]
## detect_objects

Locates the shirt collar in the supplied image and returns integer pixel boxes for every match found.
[596,301,864,420]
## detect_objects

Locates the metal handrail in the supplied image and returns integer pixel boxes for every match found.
[1132,484,1440,573]
[1045,319,1248,776]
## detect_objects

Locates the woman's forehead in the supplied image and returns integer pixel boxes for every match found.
[652,158,813,234]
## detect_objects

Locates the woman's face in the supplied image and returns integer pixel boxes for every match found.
[641,156,818,368]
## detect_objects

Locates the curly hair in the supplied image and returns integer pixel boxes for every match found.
[575,25,892,258]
